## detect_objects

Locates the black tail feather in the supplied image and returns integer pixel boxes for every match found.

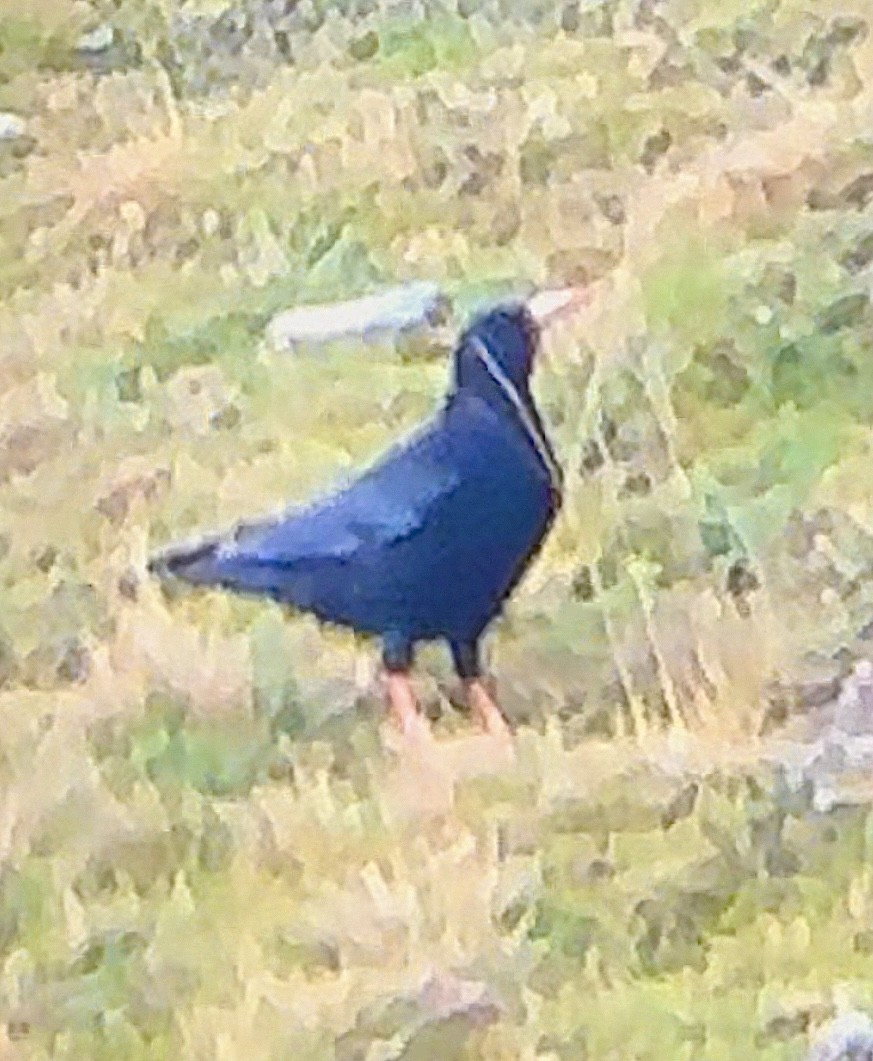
[147,538,221,584]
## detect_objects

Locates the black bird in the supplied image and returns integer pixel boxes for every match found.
[149,288,586,740]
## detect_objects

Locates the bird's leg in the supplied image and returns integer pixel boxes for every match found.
[382,635,428,737]
[384,671,421,734]
[451,641,512,740]
[466,679,512,740]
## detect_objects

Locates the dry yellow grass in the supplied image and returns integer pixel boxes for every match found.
[2,1,873,1057]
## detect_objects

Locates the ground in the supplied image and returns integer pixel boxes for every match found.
[2,0,873,1057]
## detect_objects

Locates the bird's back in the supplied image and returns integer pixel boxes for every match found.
[158,388,556,644]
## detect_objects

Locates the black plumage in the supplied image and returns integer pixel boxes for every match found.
[150,300,564,717]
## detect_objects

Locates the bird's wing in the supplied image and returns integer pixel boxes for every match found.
[218,419,462,568]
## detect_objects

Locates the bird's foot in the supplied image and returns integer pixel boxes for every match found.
[383,672,434,749]
[465,679,513,743]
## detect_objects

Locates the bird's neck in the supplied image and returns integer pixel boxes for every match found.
[447,380,563,500]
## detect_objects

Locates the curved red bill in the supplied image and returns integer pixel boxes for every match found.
[527,285,594,325]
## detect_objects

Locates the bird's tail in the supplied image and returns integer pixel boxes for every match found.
[147,538,224,586]
[147,536,302,603]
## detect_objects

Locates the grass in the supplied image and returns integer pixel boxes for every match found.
[2,0,873,1056]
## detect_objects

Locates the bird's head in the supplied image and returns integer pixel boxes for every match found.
[451,287,588,500]
[453,302,541,397]
[452,286,589,398]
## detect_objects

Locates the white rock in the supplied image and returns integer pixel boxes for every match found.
[807,1011,873,1061]
[266,281,445,349]
[812,784,839,813]
[0,112,28,141]
[77,24,114,53]
[201,208,221,238]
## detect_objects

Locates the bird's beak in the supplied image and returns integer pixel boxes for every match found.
[527,286,592,327]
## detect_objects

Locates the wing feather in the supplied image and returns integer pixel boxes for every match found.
[214,418,461,571]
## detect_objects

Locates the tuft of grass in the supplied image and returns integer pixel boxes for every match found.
[2,0,873,1055]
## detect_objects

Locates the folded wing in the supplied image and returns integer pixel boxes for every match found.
[152,417,462,600]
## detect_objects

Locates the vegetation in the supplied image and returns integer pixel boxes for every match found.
[1,0,873,1056]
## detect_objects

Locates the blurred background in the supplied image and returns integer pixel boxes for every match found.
[2,1,873,1057]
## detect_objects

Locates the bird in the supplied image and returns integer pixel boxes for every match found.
[148,288,587,742]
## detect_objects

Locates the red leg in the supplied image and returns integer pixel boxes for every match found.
[464,678,512,741]
[384,671,431,740]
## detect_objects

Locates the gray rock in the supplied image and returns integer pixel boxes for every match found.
[835,660,873,736]
[807,1012,873,1061]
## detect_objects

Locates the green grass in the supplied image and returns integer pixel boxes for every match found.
[2,0,873,1056]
